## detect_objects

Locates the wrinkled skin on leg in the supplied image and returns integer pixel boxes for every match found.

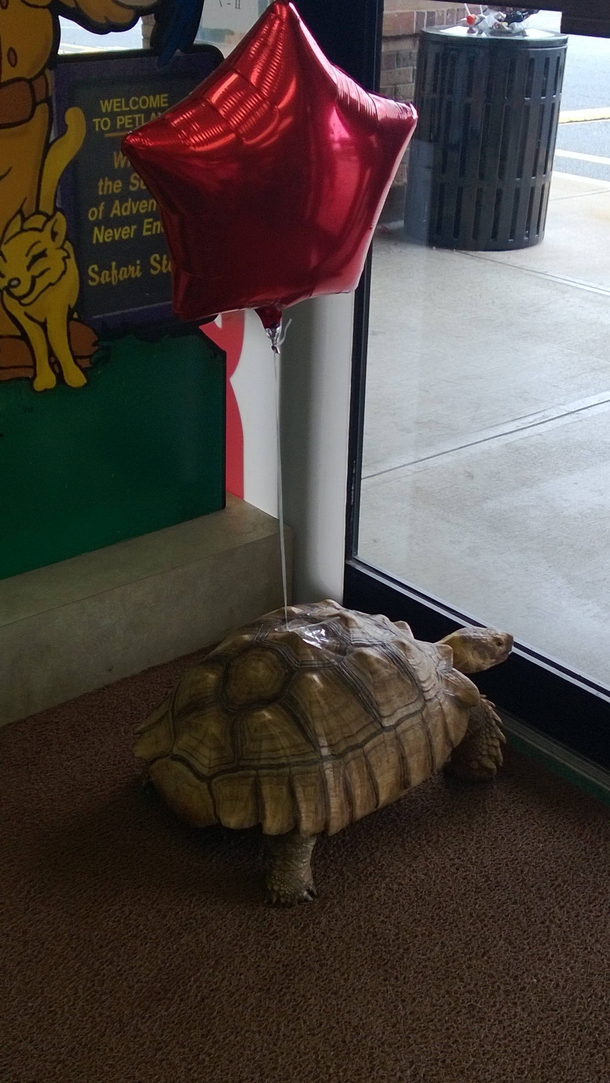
[265,831,318,906]
[445,696,506,781]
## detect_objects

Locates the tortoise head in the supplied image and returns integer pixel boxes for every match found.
[438,626,513,674]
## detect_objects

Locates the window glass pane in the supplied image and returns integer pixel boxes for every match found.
[58,19,143,52]
[196,0,271,55]
[59,2,270,55]
[358,5,610,685]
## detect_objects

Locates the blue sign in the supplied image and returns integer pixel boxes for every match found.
[53,48,222,334]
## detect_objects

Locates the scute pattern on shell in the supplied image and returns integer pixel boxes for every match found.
[134,601,480,836]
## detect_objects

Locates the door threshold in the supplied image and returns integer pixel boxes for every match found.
[501,712,610,807]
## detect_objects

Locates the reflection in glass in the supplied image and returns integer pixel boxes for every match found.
[358,7,610,686]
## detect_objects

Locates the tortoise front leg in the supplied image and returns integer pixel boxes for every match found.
[265,831,318,906]
[446,696,506,781]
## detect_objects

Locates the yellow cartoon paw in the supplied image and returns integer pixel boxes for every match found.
[64,366,87,388]
[33,370,57,391]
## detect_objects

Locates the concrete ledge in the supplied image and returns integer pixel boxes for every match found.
[0,495,292,726]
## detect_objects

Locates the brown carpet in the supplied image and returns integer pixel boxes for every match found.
[1,648,609,1083]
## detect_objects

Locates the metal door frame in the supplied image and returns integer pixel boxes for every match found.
[297,0,610,771]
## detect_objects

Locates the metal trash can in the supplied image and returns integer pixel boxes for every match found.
[404,25,568,250]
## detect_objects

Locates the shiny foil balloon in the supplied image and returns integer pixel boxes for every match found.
[123,1,417,326]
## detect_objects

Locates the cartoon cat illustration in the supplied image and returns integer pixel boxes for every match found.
[0,209,85,391]
[0,0,160,359]
[0,107,88,391]
[40,107,87,217]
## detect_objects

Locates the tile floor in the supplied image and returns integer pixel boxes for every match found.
[360,171,610,686]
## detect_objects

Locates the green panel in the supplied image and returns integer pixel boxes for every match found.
[0,333,225,580]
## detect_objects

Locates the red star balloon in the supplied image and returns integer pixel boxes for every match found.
[123,1,417,329]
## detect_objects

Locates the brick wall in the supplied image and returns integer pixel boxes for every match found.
[380,3,474,222]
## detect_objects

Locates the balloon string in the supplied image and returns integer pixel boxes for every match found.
[267,318,292,627]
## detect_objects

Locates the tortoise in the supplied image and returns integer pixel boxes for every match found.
[134,600,512,904]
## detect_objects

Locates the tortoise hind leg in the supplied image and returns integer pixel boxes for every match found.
[265,831,318,906]
[445,696,506,781]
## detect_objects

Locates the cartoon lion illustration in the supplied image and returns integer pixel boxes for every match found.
[0,0,162,383]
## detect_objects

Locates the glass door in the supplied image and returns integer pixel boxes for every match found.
[339,0,610,770]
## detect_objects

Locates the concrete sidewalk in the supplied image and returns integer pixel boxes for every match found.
[360,170,610,685]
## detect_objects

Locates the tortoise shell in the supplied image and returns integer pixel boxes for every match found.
[134,600,480,836]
